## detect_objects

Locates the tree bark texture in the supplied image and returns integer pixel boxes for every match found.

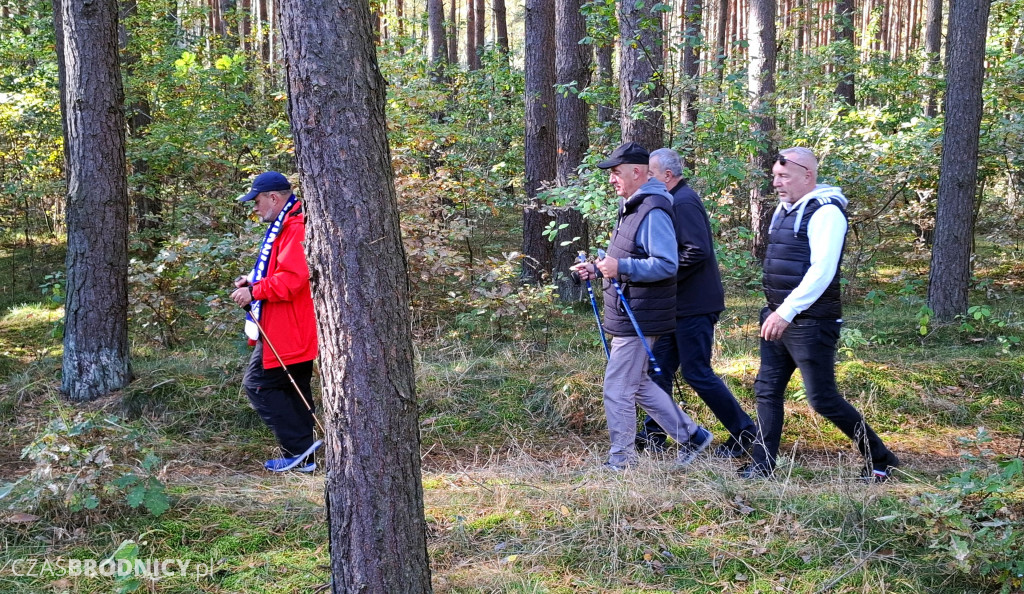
[427,0,446,81]
[448,0,458,66]
[555,0,590,185]
[277,1,433,591]
[923,0,943,117]
[927,0,991,320]
[522,0,557,283]
[833,0,855,107]
[713,0,728,94]
[618,0,664,150]
[53,0,133,402]
[747,0,777,261]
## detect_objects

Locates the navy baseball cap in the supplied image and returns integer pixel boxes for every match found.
[238,171,292,202]
[597,142,650,169]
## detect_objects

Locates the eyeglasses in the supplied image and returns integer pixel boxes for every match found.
[775,154,810,172]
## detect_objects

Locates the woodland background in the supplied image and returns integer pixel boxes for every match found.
[1,0,1024,592]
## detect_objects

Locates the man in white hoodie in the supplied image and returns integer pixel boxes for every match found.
[742,147,900,482]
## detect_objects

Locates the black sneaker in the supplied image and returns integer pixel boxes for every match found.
[675,427,713,467]
[714,434,753,459]
[635,431,668,454]
[738,462,773,480]
[862,453,900,483]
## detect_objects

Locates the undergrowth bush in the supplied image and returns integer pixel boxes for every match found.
[0,412,170,520]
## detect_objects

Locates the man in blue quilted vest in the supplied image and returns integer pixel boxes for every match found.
[743,147,900,482]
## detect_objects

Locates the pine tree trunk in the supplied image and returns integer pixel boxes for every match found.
[278,1,433,591]
[595,43,615,123]
[427,0,446,80]
[474,0,485,64]
[680,0,701,168]
[923,0,943,117]
[448,0,458,65]
[465,0,476,68]
[555,0,590,185]
[53,0,133,402]
[493,0,510,57]
[713,0,728,94]
[618,0,664,149]
[523,0,557,283]
[833,0,855,108]
[927,0,991,321]
[747,0,777,260]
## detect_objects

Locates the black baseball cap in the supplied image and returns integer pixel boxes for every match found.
[238,171,292,202]
[596,142,650,169]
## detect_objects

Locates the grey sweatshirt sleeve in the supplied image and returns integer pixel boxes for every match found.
[617,209,678,282]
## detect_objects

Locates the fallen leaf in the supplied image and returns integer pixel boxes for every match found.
[5,513,39,524]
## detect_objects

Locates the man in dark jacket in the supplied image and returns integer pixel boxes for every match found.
[571,143,712,470]
[743,148,899,482]
[636,148,756,458]
[230,171,321,473]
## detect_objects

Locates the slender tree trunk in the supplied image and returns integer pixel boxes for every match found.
[748,0,777,260]
[474,0,485,63]
[834,0,855,108]
[713,0,728,94]
[680,0,701,170]
[618,0,664,149]
[556,0,590,185]
[523,0,557,283]
[927,0,991,321]
[596,43,615,123]
[923,0,943,117]
[493,0,509,57]
[448,0,458,65]
[427,0,446,80]
[465,0,476,68]
[278,1,433,591]
[53,0,133,402]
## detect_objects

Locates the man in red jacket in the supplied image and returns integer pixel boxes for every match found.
[230,171,320,472]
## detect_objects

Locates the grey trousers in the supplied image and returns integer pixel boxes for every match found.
[603,335,699,465]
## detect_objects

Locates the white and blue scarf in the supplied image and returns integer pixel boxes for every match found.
[245,193,298,340]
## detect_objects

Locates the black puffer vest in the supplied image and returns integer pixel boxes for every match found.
[762,197,846,320]
[603,192,677,336]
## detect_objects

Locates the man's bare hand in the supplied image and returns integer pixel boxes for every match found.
[760,311,790,341]
[596,256,619,279]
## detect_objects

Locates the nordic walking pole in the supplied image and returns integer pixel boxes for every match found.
[596,249,661,375]
[576,252,610,359]
[243,304,326,436]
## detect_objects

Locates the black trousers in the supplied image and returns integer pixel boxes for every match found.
[242,341,316,459]
[751,307,898,473]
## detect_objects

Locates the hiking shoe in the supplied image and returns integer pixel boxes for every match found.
[738,463,774,480]
[862,453,900,483]
[714,434,753,459]
[602,460,637,472]
[675,427,713,467]
[635,431,668,454]
[265,439,323,473]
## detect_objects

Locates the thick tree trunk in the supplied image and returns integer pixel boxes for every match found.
[448,0,458,65]
[522,0,557,283]
[923,0,943,117]
[278,1,433,591]
[748,0,777,260]
[927,0,991,321]
[713,0,727,94]
[427,0,446,80]
[595,43,615,123]
[833,0,855,108]
[555,0,590,185]
[493,0,510,57]
[618,0,664,150]
[53,0,133,402]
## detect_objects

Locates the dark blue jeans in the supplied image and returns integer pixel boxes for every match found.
[751,307,897,472]
[243,341,317,459]
[643,312,755,444]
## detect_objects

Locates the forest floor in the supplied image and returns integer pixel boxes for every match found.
[1,241,1023,593]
